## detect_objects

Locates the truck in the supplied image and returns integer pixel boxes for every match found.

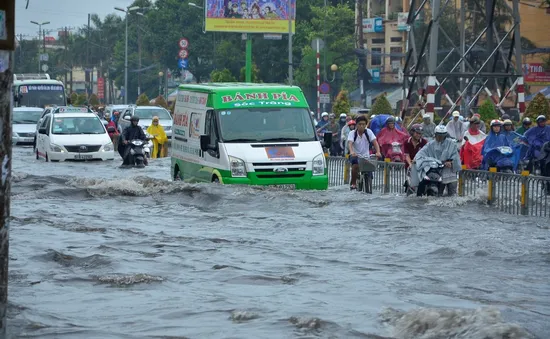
[171,83,328,190]
[13,73,67,108]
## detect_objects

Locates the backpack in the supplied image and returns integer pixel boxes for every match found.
[352,129,371,144]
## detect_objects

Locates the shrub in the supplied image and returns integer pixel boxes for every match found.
[332,90,351,116]
[525,93,550,121]
[477,99,499,124]
[136,93,150,106]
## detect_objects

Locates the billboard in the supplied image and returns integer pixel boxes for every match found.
[362,18,383,33]
[205,0,295,33]
[397,12,409,31]
[523,63,550,85]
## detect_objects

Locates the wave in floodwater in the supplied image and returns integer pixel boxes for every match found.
[7,147,550,338]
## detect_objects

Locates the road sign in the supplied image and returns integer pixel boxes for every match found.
[178,58,189,69]
[39,53,49,62]
[178,49,189,59]
[319,82,330,94]
[320,94,331,104]
[178,38,189,49]
[264,34,282,40]
[311,38,325,51]
[41,64,49,72]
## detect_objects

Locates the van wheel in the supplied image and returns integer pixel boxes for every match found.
[36,149,39,160]
[174,167,182,181]
[212,175,220,183]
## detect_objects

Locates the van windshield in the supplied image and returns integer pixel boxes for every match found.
[217,108,316,142]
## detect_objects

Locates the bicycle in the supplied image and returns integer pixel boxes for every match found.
[357,155,377,193]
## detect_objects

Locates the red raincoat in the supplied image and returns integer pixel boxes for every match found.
[460,128,486,169]
[377,127,409,162]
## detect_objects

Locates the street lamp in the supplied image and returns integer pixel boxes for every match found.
[30,20,50,73]
[114,6,141,104]
[188,2,206,34]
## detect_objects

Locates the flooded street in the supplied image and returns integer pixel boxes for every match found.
[6,146,550,339]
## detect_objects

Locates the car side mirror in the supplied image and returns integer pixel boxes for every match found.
[123,115,131,121]
[107,126,116,133]
[38,127,47,134]
[200,135,211,152]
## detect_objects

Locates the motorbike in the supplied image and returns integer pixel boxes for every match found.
[484,146,515,173]
[144,133,154,159]
[121,139,147,168]
[381,141,405,162]
[422,159,446,196]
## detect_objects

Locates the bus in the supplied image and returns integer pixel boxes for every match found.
[13,74,67,108]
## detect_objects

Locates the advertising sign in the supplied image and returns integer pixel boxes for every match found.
[362,18,383,33]
[205,0,296,33]
[369,68,380,83]
[397,12,409,31]
[523,63,550,85]
[97,77,104,99]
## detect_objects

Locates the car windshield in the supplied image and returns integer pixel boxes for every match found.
[51,117,106,135]
[134,108,171,120]
[217,107,316,142]
[17,84,66,108]
[13,110,42,124]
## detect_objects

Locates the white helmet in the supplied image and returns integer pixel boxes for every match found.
[310,111,315,116]
[435,125,447,135]
[104,112,111,119]
[321,112,329,117]
[339,113,347,118]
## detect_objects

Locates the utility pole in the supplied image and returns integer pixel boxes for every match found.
[357,0,366,107]
[0,0,16,333]
[137,15,142,96]
[86,13,91,96]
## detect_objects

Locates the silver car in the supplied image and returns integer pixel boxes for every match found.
[119,106,173,139]
[13,107,43,145]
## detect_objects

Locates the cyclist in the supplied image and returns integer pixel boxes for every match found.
[348,115,382,190]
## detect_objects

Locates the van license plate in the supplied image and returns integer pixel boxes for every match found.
[74,154,93,160]
[267,184,296,190]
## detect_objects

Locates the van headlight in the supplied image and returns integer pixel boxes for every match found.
[312,153,325,176]
[229,156,247,177]
[102,142,114,152]
[50,143,65,152]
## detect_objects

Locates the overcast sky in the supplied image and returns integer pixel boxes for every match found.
[15,0,136,39]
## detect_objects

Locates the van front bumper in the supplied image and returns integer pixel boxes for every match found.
[222,171,328,190]
[48,150,115,162]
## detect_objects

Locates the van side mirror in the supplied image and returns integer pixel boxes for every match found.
[323,133,332,147]
[38,127,47,134]
[200,135,211,152]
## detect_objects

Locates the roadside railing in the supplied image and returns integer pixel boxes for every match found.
[326,156,550,218]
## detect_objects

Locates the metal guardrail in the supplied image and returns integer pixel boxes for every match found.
[327,157,550,218]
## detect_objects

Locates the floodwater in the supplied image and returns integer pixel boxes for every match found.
[6,146,550,339]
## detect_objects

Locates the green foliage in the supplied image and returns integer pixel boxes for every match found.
[211,69,237,82]
[239,64,261,82]
[75,93,87,106]
[542,55,550,71]
[154,95,169,110]
[70,92,78,105]
[477,100,499,123]
[332,90,351,115]
[88,93,100,106]
[525,93,550,121]
[370,95,393,116]
[136,93,150,106]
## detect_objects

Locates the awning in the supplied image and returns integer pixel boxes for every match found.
[525,86,550,101]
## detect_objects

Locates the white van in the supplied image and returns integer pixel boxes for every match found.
[36,112,115,162]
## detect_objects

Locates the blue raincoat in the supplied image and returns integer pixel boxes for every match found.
[481,131,528,171]
[524,125,550,160]
[369,114,404,137]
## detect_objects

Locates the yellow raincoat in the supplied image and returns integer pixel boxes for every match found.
[146,120,168,158]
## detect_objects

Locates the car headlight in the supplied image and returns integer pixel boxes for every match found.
[164,126,171,131]
[103,142,114,152]
[229,156,247,178]
[50,143,64,152]
[12,132,19,138]
[312,153,325,176]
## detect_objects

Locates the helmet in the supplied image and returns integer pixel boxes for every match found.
[370,114,377,119]
[396,117,402,123]
[310,111,315,116]
[410,124,423,134]
[321,112,329,118]
[536,115,547,123]
[422,114,430,119]
[501,113,510,120]
[339,113,347,118]
[435,125,447,135]
[386,116,396,124]
[503,119,513,125]
[329,113,336,118]
[490,119,502,127]
[104,112,111,119]
[130,115,140,123]
[347,120,356,126]
[522,117,531,124]
[152,116,160,122]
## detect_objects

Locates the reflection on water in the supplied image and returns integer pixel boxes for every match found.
[7,146,550,338]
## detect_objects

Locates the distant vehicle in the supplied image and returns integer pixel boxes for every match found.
[34,106,93,149]
[35,111,115,162]
[13,73,67,108]
[119,105,173,138]
[12,107,43,145]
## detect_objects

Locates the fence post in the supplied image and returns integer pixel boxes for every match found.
[458,165,467,196]
[520,170,529,215]
[487,167,497,205]
[344,155,350,185]
[383,158,390,193]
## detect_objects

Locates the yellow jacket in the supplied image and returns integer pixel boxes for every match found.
[147,124,168,158]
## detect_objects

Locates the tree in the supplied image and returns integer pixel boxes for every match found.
[211,69,237,82]
[75,93,87,106]
[154,95,169,109]
[88,93,100,106]
[136,93,150,106]
[525,93,550,121]
[239,64,261,82]
[70,92,78,105]
[370,94,393,115]
[477,99,499,123]
[332,90,351,115]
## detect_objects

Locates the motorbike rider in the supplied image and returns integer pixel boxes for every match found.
[422,114,436,139]
[524,115,550,172]
[503,119,515,133]
[343,120,356,156]
[338,113,348,130]
[446,111,466,142]
[315,112,330,137]
[404,124,427,170]
[376,116,409,161]
[119,115,147,165]
[327,114,342,156]
[147,116,168,158]
[460,116,486,169]
[412,125,462,196]
[348,115,382,190]
[516,117,532,135]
